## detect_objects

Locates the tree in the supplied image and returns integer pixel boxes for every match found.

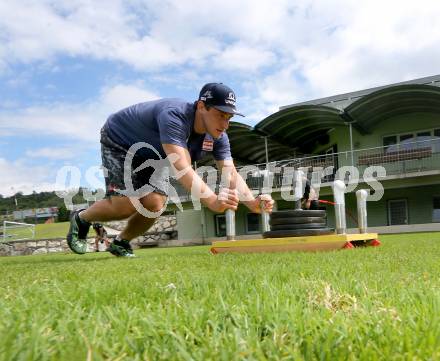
[57,205,71,222]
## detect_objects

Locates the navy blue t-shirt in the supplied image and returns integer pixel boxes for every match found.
[103,99,232,162]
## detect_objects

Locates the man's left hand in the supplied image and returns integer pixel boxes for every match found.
[246,194,274,214]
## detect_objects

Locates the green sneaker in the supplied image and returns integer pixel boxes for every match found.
[108,239,135,257]
[66,209,91,254]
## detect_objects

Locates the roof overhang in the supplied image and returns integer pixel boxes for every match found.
[196,122,301,166]
[345,84,440,133]
[255,105,345,151]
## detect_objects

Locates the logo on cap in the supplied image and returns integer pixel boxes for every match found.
[200,90,213,101]
[225,92,236,105]
[198,82,244,117]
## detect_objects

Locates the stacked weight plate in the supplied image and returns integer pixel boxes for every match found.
[263,210,334,238]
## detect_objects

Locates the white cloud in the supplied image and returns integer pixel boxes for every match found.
[237,0,440,116]
[0,158,57,196]
[0,104,102,143]
[214,43,275,72]
[25,147,76,160]
[286,0,440,98]
[100,83,160,113]
[2,0,439,98]
[0,81,160,195]
[0,0,291,74]
[2,0,440,195]
[0,82,160,142]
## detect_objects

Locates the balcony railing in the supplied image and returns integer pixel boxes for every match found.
[169,138,440,203]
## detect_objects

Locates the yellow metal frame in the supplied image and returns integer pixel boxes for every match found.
[211,233,379,254]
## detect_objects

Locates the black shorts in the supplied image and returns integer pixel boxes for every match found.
[100,128,169,198]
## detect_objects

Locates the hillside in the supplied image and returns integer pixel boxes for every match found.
[0,189,91,214]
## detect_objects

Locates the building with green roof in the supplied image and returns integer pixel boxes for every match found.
[170,75,440,244]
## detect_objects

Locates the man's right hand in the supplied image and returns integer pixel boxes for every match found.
[208,188,239,213]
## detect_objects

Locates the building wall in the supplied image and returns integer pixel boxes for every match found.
[176,209,204,241]
[178,204,266,241]
[318,184,440,228]
[180,183,439,239]
[204,205,252,237]
[176,112,440,240]
[365,112,440,148]
[315,112,439,155]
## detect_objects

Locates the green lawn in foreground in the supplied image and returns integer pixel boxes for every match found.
[0,232,439,360]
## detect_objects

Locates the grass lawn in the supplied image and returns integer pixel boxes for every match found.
[3,222,96,241]
[0,232,439,360]
[35,222,96,239]
[34,222,73,239]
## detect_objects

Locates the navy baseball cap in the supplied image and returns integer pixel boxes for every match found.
[198,83,245,117]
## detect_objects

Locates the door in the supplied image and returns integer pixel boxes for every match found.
[387,199,408,225]
[214,214,226,237]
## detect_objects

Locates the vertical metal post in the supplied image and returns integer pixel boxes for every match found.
[224,166,237,241]
[333,180,347,234]
[225,210,235,240]
[294,170,303,210]
[356,189,368,234]
[260,192,271,233]
[264,136,269,168]
[260,136,271,233]
[261,207,270,233]
[349,122,354,167]
[200,207,206,244]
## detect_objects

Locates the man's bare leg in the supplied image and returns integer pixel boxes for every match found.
[68,191,167,256]
[119,192,167,240]
[118,213,156,240]
[79,196,137,222]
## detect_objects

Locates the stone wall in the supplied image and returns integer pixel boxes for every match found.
[0,238,97,257]
[105,214,178,247]
[0,215,179,256]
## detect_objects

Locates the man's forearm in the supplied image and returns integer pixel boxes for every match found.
[233,170,256,206]
[174,165,217,207]
[163,144,218,208]
[217,162,256,206]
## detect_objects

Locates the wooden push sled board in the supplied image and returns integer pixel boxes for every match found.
[210,233,380,254]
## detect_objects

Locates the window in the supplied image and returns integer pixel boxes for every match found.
[433,197,440,223]
[417,131,431,137]
[383,135,397,148]
[387,199,408,225]
[384,128,439,151]
[399,134,413,142]
[214,215,226,237]
[246,213,260,234]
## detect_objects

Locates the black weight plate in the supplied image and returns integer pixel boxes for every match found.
[263,228,334,238]
[270,223,327,231]
[271,210,326,218]
[270,216,326,226]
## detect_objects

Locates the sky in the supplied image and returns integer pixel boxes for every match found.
[1,0,440,197]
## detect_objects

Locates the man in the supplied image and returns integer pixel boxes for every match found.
[92,223,109,252]
[67,82,274,257]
